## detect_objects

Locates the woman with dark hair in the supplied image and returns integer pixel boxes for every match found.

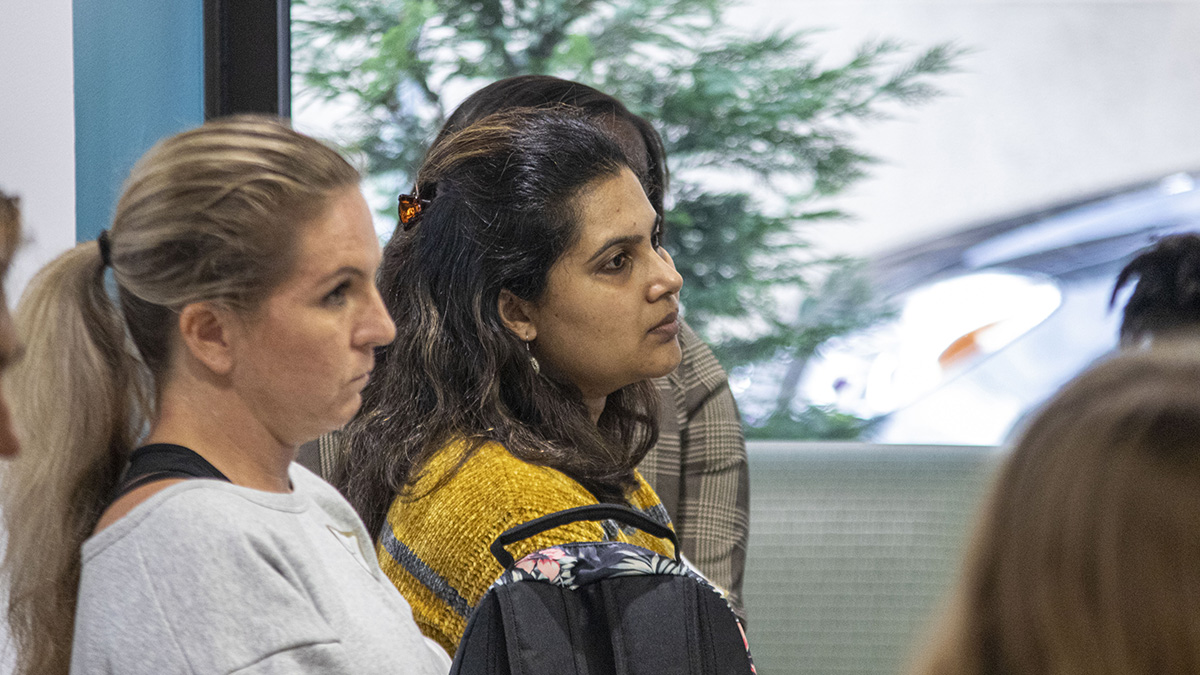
[308,74,748,618]
[914,342,1200,674]
[2,117,449,675]
[340,107,684,652]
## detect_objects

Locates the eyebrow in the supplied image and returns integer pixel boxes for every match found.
[318,266,368,284]
[586,235,643,264]
[584,212,663,263]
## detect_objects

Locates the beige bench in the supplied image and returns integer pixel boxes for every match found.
[743,442,1003,675]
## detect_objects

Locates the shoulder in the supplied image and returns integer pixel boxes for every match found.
[75,489,346,673]
[78,481,314,616]
[82,478,305,566]
[289,460,354,512]
[397,441,597,521]
[78,479,332,622]
[629,471,666,511]
[656,320,736,424]
[93,478,187,534]
[670,319,730,398]
[381,440,607,568]
[418,440,592,501]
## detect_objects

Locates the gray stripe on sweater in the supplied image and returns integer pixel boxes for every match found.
[638,503,673,528]
[379,526,472,618]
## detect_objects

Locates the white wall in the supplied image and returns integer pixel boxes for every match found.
[733,0,1200,258]
[0,3,72,666]
[0,0,76,300]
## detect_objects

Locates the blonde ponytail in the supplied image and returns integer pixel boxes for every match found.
[2,243,150,674]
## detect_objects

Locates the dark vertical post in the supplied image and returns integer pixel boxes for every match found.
[204,0,291,118]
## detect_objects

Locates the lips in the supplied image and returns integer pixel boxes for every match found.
[649,311,680,338]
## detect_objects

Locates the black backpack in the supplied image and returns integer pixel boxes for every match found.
[450,504,756,675]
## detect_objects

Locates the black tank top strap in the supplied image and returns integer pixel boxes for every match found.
[114,443,231,501]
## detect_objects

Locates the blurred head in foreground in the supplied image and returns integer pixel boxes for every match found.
[917,342,1200,674]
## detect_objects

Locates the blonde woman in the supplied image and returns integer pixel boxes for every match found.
[915,343,1200,674]
[2,118,449,675]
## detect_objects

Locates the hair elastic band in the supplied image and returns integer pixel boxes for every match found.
[398,192,431,230]
[97,230,113,268]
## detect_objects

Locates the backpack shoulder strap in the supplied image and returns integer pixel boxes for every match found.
[491,504,680,567]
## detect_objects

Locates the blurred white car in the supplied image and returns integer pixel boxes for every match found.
[735,171,1200,445]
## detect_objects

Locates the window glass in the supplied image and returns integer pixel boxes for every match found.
[292,0,1200,445]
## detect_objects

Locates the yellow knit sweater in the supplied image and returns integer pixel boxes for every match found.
[375,440,674,655]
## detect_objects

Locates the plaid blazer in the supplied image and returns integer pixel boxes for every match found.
[297,320,750,620]
[639,320,749,619]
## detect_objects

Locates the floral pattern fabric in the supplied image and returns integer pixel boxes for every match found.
[493,542,755,671]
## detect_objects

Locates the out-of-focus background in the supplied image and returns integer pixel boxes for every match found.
[719,0,1200,448]
[290,0,1200,448]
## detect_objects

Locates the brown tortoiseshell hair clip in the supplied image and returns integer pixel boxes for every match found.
[398,191,431,230]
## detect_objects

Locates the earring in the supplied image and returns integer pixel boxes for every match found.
[525,334,540,375]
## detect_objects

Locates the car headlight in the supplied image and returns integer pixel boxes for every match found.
[799,271,1062,418]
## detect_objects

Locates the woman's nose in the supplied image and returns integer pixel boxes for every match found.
[361,285,397,348]
[649,248,683,301]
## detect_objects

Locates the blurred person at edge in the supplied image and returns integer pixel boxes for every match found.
[1112,233,1200,347]
[304,75,750,619]
[913,343,1200,674]
[0,191,21,457]
[1,117,450,675]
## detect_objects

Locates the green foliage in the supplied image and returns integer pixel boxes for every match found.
[745,405,883,441]
[293,0,963,438]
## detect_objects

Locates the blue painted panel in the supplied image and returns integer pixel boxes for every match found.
[73,0,203,242]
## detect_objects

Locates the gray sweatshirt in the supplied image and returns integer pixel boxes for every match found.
[70,463,451,674]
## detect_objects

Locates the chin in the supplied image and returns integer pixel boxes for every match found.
[626,362,682,387]
[647,346,683,379]
[293,406,359,447]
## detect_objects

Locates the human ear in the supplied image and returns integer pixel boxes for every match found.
[177,302,235,376]
[497,289,537,342]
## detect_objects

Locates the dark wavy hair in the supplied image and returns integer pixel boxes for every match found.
[340,108,660,539]
[434,75,669,216]
[1112,233,1200,347]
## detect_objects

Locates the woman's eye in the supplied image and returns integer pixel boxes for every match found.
[651,226,663,250]
[603,252,629,272]
[323,281,351,306]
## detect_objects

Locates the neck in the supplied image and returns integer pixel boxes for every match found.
[147,371,294,493]
[583,395,607,424]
